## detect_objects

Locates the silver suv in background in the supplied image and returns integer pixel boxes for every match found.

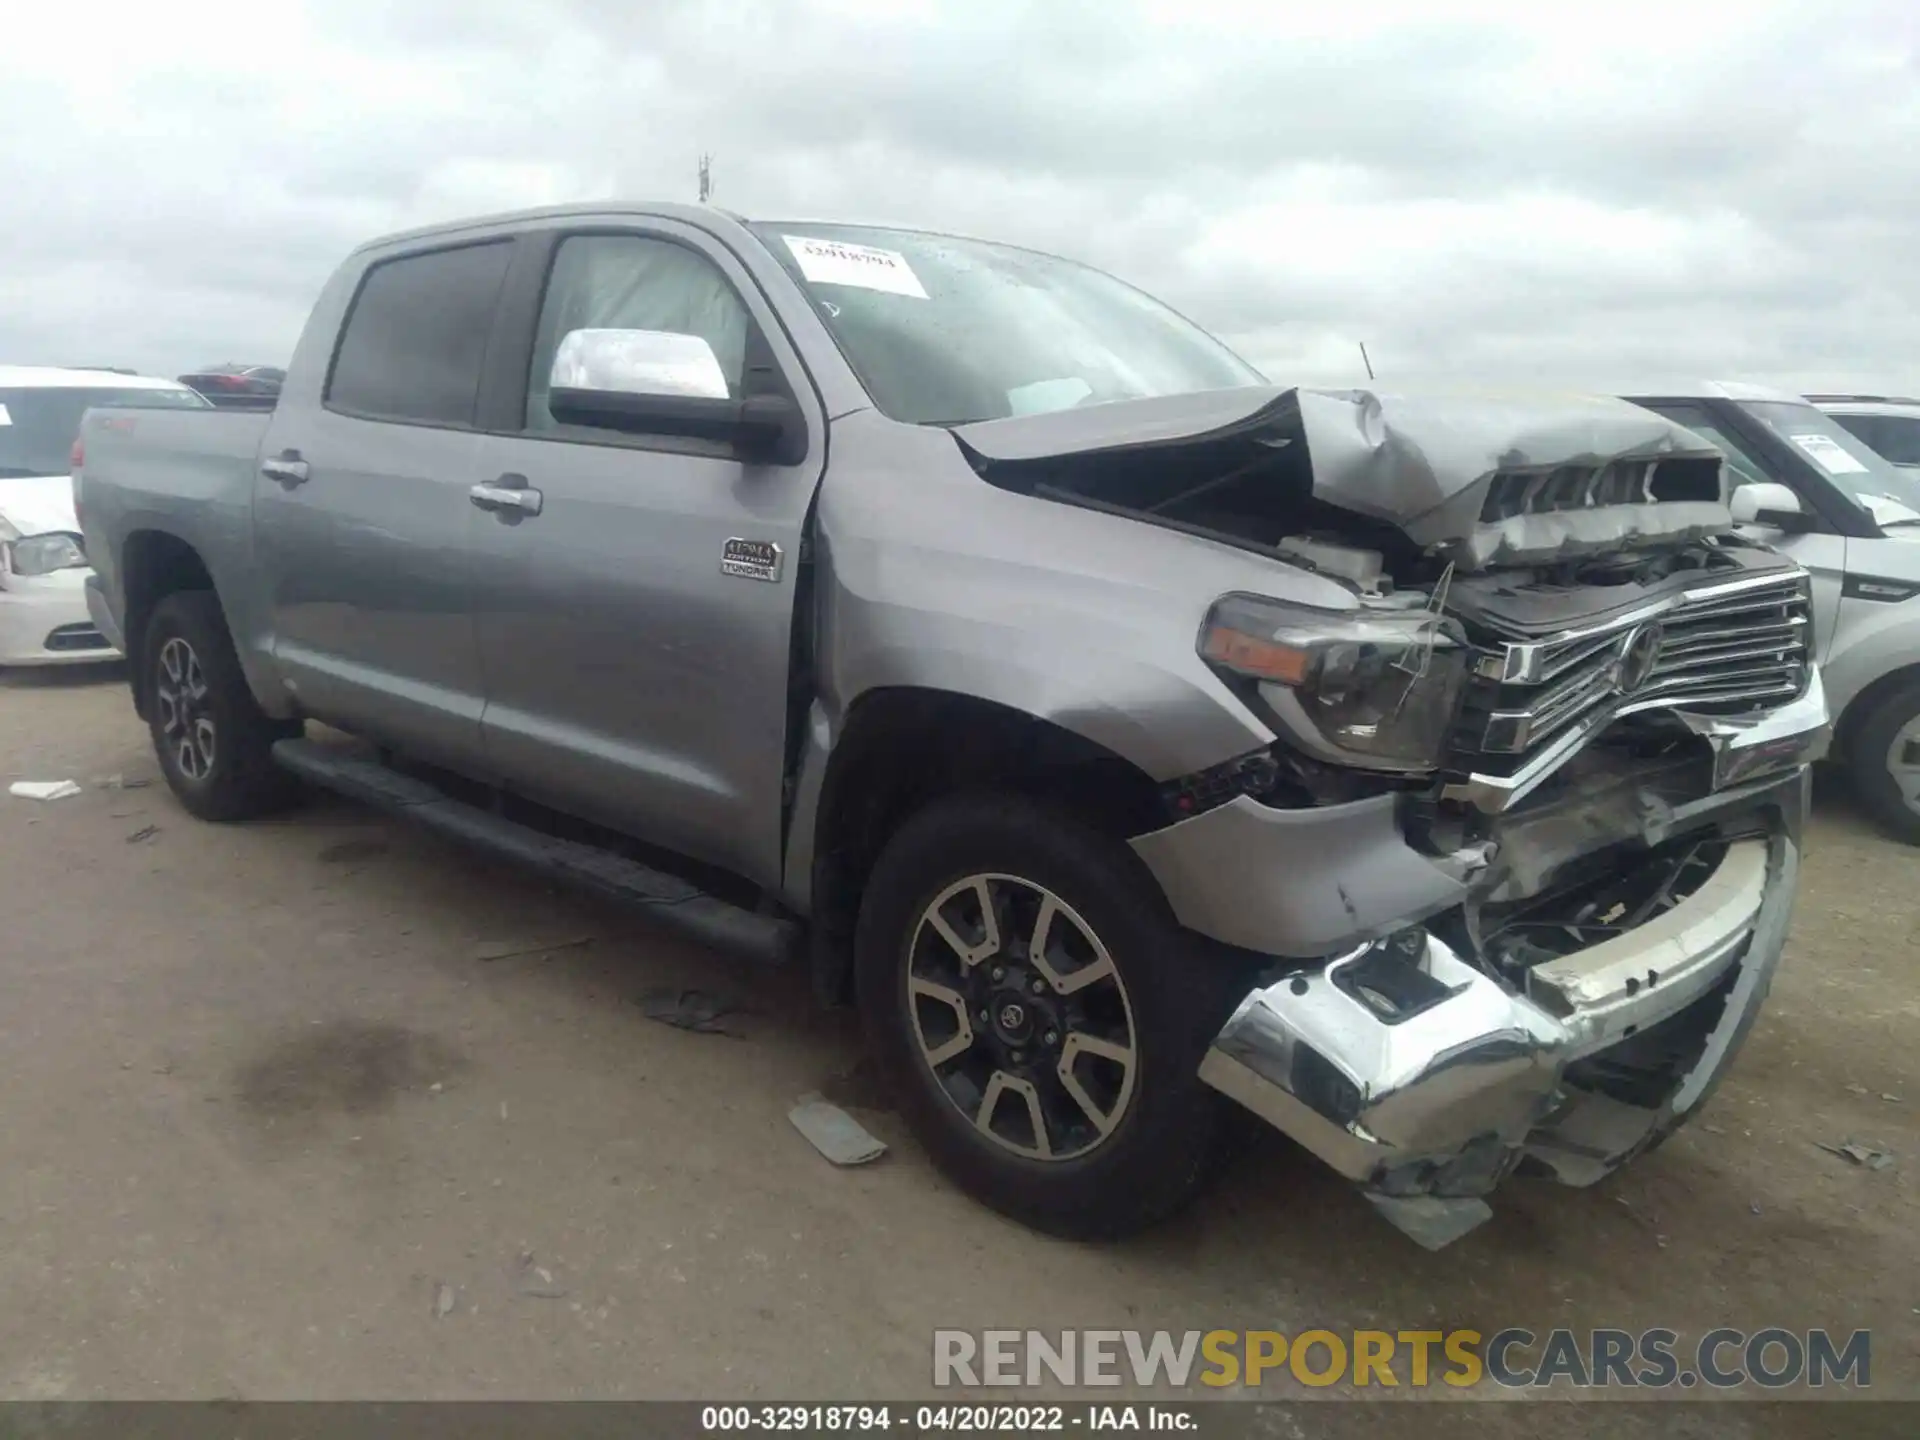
[1810,394,1920,470]
[75,205,1828,1247]
[1627,382,1920,840]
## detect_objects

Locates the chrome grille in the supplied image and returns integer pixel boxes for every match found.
[1455,569,1812,764]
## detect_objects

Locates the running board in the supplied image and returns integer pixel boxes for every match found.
[271,737,800,967]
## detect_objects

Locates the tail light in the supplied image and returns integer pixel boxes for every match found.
[70,437,84,474]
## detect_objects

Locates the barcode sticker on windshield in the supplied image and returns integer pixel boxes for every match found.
[1791,432,1868,475]
[784,236,928,298]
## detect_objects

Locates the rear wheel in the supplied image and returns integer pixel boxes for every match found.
[1847,679,1920,844]
[855,792,1248,1239]
[145,591,302,821]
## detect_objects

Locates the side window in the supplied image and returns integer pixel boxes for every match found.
[1643,404,1772,489]
[525,234,751,433]
[327,241,514,427]
[1851,414,1920,467]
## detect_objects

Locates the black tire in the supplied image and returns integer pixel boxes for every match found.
[854,791,1251,1240]
[144,590,302,822]
[1846,679,1920,844]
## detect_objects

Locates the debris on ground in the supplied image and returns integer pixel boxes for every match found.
[515,1251,569,1299]
[433,1282,457,1319]
[126,825,160,844]
[788,1092,887,1166]
[1845,1083,1869,1096]
[1883,1094,1903,1104]
[91,774,152,791]
[1817,1140,1895,1171]
[638,987,747,1036]
[10,780,82,802]
[473,935,596,964]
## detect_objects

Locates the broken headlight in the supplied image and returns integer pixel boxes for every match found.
[1199,593,1468,772]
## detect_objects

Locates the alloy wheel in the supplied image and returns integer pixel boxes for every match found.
[154,636,217,781]
[904,872,1138,1161]
[1887,714,1920,817]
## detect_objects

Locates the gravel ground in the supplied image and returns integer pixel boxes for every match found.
[0,663,1912,1429]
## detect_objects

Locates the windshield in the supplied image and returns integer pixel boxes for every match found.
[0,385,210,478]
[751,223,1264,426]
[1740,400,1920,526]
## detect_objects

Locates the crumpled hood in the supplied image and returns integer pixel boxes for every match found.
[953,385,1731,569]
[0,475,80,538]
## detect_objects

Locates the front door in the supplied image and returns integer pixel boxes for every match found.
[256,238,515,770]
[469,221,826,889]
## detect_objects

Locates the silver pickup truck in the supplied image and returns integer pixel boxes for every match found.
[75,203,1829,1248]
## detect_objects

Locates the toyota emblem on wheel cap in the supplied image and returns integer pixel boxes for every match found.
[1616,622,1664,695]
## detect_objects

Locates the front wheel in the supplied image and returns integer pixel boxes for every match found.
[1847,679,1920,845]
[144,591,302,822]
[854,792,1248,1239]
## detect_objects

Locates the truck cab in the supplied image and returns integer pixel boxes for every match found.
[1626,381,1920,840]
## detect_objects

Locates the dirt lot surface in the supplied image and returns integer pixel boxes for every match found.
[1,665,1913,1431]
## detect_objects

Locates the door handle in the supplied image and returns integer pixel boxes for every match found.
[468,475,544,517]
[260,450,309,487]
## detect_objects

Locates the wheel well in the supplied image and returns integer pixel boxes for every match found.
[121,531,214,718]
[806,688,1167,1004]
[1834,663,1920,763]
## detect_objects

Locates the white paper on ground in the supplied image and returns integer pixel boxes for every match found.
[788,1092,887,1165]
[10,780,83,801]
[1790,432,1869,475]
[783,236,928,298]
[0,403,11,426]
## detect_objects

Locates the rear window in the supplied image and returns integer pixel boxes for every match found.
[326,240,514,427]
[0,385,208,478]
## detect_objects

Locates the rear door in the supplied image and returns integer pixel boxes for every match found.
[255,238,515,770]
[467,218,826,889]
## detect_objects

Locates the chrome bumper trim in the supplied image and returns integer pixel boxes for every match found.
[1444,668,1828,813]
[1198,832,1793,1242]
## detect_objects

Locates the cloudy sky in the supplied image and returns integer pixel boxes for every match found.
[4,0,1916,392]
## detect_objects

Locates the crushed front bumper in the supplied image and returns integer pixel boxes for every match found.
[1200,820,1796,1247]
[1140,678,1827,1249]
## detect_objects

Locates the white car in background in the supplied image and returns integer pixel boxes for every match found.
[0,367,210,666]
[1809,394,1920,470]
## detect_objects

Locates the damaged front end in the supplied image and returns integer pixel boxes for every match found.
[958,385,1829,1247]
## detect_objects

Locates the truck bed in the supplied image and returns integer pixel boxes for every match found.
[80,406,270,510]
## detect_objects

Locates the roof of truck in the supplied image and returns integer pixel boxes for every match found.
[0,366,192,391]
[351,201,751,255]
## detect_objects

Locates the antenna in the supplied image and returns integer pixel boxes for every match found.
[1359,342,1376,381]
[697,153,712,204]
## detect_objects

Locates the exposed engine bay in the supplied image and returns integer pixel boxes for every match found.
[958,382,1812,903]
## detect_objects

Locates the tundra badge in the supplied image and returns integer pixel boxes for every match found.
[721,538,783,583]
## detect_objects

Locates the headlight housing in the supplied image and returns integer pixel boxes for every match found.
[2,531,87,578]
[1199,593,1468,772]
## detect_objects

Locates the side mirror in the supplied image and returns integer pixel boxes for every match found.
[1730,481,1812,533]
[545,328,806,465]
